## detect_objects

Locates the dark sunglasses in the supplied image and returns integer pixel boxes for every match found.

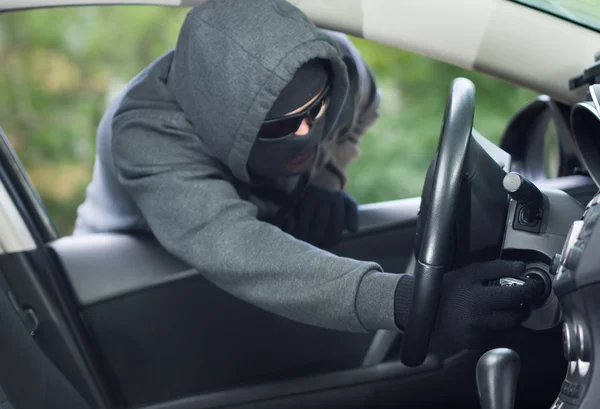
[258,84,331,140]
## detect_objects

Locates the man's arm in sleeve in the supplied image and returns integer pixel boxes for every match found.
[313,30,381,190]
[111,109,401,332]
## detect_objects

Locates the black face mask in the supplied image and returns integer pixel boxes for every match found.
[247,115,326,179]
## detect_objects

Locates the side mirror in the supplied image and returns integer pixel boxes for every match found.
[499,96,581,181]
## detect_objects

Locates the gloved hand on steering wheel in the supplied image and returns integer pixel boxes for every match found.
[394,259,536,350]
[282,185,359,248]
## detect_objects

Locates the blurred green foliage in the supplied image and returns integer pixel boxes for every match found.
[0,6,537,236]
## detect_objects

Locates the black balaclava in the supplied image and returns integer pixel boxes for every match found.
[247,59,330,179]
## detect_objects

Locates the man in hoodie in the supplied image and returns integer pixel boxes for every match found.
[74,0,535,349]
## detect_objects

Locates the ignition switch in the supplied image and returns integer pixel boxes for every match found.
[491,264,561,330]
[488,267,552,307]
[522,268,552,306]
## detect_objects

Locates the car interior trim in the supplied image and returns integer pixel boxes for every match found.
[140,353,444,409]
[286,0,365,38]
[352,198,420,233]
[363,0,493,70]
[472,1,598,104]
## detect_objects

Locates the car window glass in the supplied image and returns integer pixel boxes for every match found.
[346,38,536,204]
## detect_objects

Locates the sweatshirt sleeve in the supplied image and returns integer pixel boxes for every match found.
[111,109,402,332]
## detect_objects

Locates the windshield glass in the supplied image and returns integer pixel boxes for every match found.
[513,0,600,32]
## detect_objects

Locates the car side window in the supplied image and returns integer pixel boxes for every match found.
[0,6,535,236]
[346,37,537,204]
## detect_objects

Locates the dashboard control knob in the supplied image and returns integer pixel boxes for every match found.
[575,321,591,362]
[562,323,578,362]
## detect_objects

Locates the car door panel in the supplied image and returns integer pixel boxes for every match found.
[136,353,446,409]
[48,199,419,407]
[80,271,374,405]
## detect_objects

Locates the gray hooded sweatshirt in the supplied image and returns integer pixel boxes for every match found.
[74,0,403,333]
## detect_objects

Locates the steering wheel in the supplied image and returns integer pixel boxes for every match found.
[399,78,476,367]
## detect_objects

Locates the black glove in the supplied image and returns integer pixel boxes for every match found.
[394,260,535,350]
[282,185,358,247]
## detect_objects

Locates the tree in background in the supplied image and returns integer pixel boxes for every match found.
[0,6,537,235]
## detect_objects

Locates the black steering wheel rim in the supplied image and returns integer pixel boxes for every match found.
[399,78,476,367]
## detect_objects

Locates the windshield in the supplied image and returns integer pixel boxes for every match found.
[513,0,600,32]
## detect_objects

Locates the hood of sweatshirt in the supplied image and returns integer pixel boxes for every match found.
[168,0,350,183]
